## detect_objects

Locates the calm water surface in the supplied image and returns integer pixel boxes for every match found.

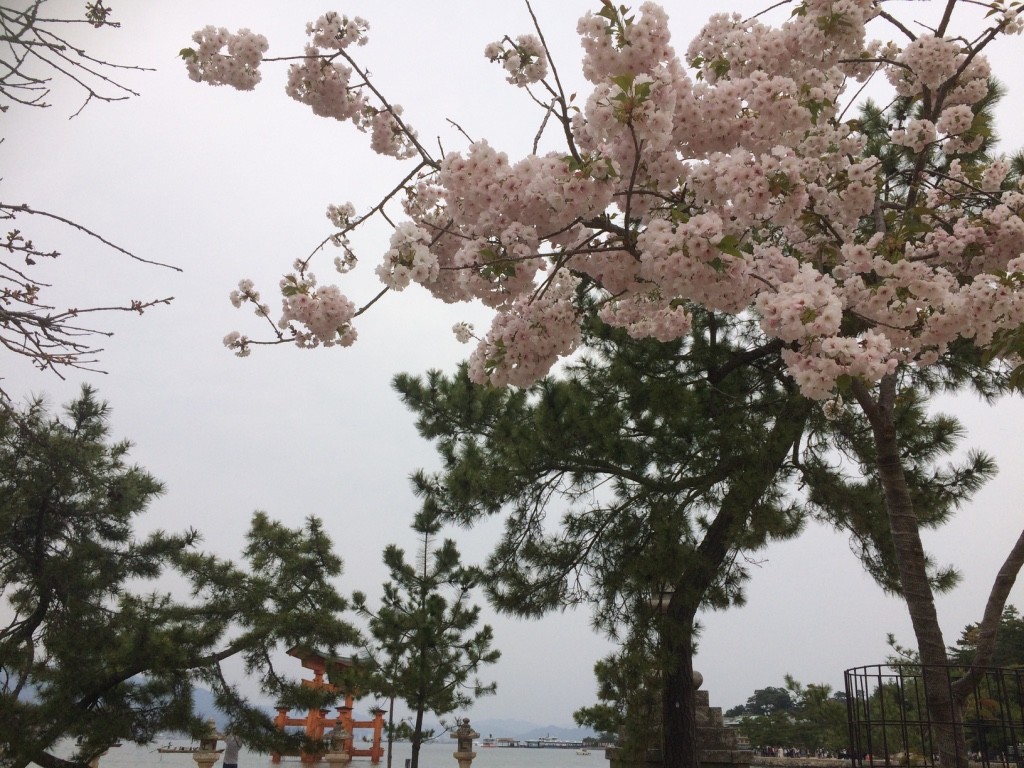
[63,741,603,768]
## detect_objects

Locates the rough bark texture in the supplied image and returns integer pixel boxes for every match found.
[662,615,699,768]
[851,377,963,768]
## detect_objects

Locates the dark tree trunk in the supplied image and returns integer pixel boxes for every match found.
[662,614,699,768]
[658,392,812,768]
[386,696,395,768]
[410,706,425,768]
[852,377,964,768]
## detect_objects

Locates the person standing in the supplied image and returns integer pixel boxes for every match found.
[222,730,242,768]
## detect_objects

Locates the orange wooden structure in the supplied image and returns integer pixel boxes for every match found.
[272,646,384,764]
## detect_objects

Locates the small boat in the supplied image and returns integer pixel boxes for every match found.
[576,748,591,756]
[157,744,224,754]
[76,737,123,748]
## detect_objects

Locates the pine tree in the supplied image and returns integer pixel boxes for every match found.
[0,387,359,768]
[395,312,814,768]
[396,308,999,768]
[353,511,499,768]
[950,605,1024,668]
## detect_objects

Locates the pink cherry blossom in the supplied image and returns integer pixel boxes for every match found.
[190,1,1024,400]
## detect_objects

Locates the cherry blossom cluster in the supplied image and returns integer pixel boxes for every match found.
[305,12,369,50]
[577,2,674,85]
[277,16,420,158]
[484,34,549,86]
[375,222,438,290]
[285,44,367,123]
[189,1,1024,400]
[368,105,418,159]
[325,203,359,271]
[277,266,358,348]
[230,278,271,319]
[465,272,583,387]
[222,330,252,357]
[183,26,268,90]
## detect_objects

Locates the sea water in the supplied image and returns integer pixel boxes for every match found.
[60,741,601,768]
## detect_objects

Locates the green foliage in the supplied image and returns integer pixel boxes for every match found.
[573,630,662,761]
[385,720,433,743]
[735,678,847,752]
[951,605,1024,667]
[956,663,1024,760]
[801,384,996,595]
[397,313,810,631]
[733,686,796,716]
[353,510,499,768]
[879,608,1024,761]
[396,311,816,763]
[0,387,359,768]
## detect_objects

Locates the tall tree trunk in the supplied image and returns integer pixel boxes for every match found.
[851,377,964,768]
[659,391,812,768]
[386,696,395,768]
[410,705,424,768]
[662,613,699,768]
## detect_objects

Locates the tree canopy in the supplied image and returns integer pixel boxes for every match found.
[0,386,359,768]
[950,604,1024,668]
[353,510,499,768]
[731,678,848,754]
[395,311,817,766]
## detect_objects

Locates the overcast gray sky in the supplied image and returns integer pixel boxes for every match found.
[5,0,1024,729]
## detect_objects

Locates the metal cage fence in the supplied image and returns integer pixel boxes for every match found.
[845,664,1024,768]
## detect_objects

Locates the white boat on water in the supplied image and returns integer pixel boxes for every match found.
[576,748,591,755]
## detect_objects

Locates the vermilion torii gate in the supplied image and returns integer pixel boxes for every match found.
[272,646,384,764]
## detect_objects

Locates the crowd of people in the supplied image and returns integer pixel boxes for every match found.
[751,746,848,759]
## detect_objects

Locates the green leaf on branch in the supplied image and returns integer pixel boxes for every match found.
[610,73,635,92]
[716,235,743,258]
[710,57,731,78]
[816,10,851,34]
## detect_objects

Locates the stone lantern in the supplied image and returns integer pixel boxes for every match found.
[324,723,352,768]
[452,718,479,768]
[192,719,222,768]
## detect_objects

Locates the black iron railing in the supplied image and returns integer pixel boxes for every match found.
[845,664,1024,768]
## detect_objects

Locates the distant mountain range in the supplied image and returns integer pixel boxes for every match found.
[190,688,230,730]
